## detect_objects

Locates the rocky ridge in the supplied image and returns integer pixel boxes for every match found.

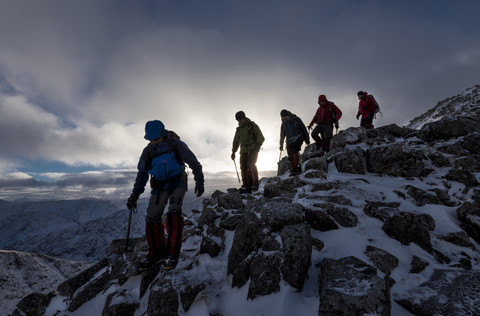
[408,84,480,129]
[11,112,480,316]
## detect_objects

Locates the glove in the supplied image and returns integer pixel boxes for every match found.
[195,183,204,197]
[329,118,336,124]
[279,145,283,151]
[231,152,235,160]
[335,121,339,129]
[356,113,360,120]
[254,142,261,151]
[127,193,139,210]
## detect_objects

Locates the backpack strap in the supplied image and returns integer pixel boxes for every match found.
[146,134,183,167]
[249,121,258,143]
[329,102,337,119]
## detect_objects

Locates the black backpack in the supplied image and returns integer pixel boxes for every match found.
[368,95,381,116]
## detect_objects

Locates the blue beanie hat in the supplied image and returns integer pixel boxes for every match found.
[144,120,165,140]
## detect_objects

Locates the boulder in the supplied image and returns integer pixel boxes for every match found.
[219,213,242,230]
[441,231,476,249]
[227,210,264,287]
[280,223,312,291]
[217,191,244,210]
[455,155,480,172]
[331,127,368,146]
[180,284,206,312]
[304,208,339,231]
[363,201,401,222]
[102,290,139,316]
[410,255,429,273]
[428,152,452,167]
[377,123,417,138]
[445,168,479,187]
[277,156,291,176]
[147,278,179,316]
[334,148,365,174]
[405,185,443,206]
[417,116,480,142]
[456,202,480,243]
[200,236,222,257]
[304,156,328,172]
[260,201,304,232]
[382,212,435,253]
[11,292,52,316]
[197,207,221,228]
[396,269,480,315]
[318,256,391,316]
[365,245,399,275]
[460,132,480,154]
[366,143,431,177]
[326,207,358,227]
[247,252,282,299]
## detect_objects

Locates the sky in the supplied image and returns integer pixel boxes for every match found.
[0,0,479,200]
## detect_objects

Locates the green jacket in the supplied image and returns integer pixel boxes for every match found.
[232,118,265,154]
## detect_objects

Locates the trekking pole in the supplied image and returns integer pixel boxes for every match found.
[125,205,136,252]
[233,160,241,183]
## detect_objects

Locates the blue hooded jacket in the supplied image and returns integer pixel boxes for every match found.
[132,130,204,195]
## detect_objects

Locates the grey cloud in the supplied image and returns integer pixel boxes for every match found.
[0,0,479,176]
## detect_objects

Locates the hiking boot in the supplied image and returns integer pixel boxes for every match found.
[164,257,178,270]
[239,185,252,194]
[251,184,259,191]
[138,256,164,272]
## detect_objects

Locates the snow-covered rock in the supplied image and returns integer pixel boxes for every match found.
[0,250,91,316]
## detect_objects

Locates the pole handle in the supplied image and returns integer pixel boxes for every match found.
[125,206,134,252]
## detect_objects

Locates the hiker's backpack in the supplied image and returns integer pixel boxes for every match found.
[329,102,340,129]
[368,95,381,116]
[147,132,184,182]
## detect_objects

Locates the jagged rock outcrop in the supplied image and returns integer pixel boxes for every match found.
[417,116,480,142]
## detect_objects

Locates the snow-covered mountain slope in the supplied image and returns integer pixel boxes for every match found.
[0,199,145,261]
[0,250,92,316]
[407,84,480,129]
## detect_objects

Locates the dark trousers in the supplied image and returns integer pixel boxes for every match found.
[145,187,186,260]
[240,149,259,188]
[360,116,374,129]
[311,123,333,152]
[286,139,303,170]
